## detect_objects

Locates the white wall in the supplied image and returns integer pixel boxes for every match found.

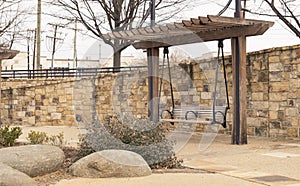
[2,53,146,70]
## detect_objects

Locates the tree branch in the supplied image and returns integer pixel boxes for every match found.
[264,0,300,38]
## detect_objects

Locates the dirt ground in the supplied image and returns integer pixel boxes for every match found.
[4,126,300,186]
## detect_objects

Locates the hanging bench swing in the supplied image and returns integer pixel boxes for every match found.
[159,40,230,128]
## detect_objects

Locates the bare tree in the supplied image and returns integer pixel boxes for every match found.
[0,0,30,49]
[51,0,191,69]
[247,0,300,38]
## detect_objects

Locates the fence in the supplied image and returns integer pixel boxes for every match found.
[1,66,148,79]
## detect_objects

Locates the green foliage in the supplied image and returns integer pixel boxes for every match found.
[77,115,183,169]
[0,125,23,147]
[27,131,48,144]
[27,131,65,146]
[48,132,64,146]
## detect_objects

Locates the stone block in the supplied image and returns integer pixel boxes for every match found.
[255,127,267,137]
[252,101,268,109]
[17,111,26,118]
[51,113,62,120]
[287,127,298,137]
[28,117,35,125]
[35,88,44,95]
[201,92,212,100]
[269,72,282,82]
[247,118,260,127]
[290,79,299,90]
[269,63,283,72]
[59,96,67,103]
[251,82,268,92]
[270,121,281,129]
[57,89,65,96]
[136,102,145,109]
[286,108,298,117]
[251,92,264,101]
[269,93,282,101]
[247,127,255,136]
[269,82,289,92]
[268,56,280,63]
[256,110,268,118]
[47,106,56,113]
[288,92,297,99]
[278,110,285,121]
[269,111,278,120]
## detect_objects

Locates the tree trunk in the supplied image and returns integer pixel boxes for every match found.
[113,50,121,73]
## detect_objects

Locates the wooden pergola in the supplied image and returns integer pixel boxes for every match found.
[103,15,273,144]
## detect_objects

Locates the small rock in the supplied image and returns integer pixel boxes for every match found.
[69,150,151,178]
[0,145,65,177]
[0,162,38,186]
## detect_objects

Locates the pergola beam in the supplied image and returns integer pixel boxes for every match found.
[132,24,265,49]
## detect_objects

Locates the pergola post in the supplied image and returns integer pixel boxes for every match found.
[231,0,247,144]
[231,36,247,144]
[0,59,2,103]
[147,48,160,122]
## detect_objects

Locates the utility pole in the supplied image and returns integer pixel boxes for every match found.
[32,29,37,78]
[26,29,35,78]
[27,31,30,78]
[46,23,64,69]
[36,0,42,70]
[98,43,101,65]
[73,19,78,68]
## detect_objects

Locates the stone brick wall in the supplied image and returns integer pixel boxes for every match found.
[246,44,300,138]
[1,44,300,138]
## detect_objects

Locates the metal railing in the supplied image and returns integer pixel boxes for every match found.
[1,66,148,79]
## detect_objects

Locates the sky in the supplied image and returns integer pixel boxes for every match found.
[9,0,300,62]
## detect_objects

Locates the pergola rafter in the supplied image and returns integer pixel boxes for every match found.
[103,15,274,48]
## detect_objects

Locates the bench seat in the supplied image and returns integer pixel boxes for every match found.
[160,106,228,128]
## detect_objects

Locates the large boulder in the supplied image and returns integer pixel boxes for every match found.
[69,150,151,178]
[0,145,65,177]
[0,162,38,186]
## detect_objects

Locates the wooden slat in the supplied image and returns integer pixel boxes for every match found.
[131,29,141,36]
[133,41,171,49]
[138,28,149,35]
[145,27,155,33]
[254,23,271,35]
[174,23,185,29]
[152,26,162,33]
[160,119,213,125]
[191,18,201,25]
[118,31,129,38]
[182,20,192,26]
[208,15,274,27]
[198,16,210,24]
[158,25,169,32]
[166,23,177,30]
[111,31,122,39]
